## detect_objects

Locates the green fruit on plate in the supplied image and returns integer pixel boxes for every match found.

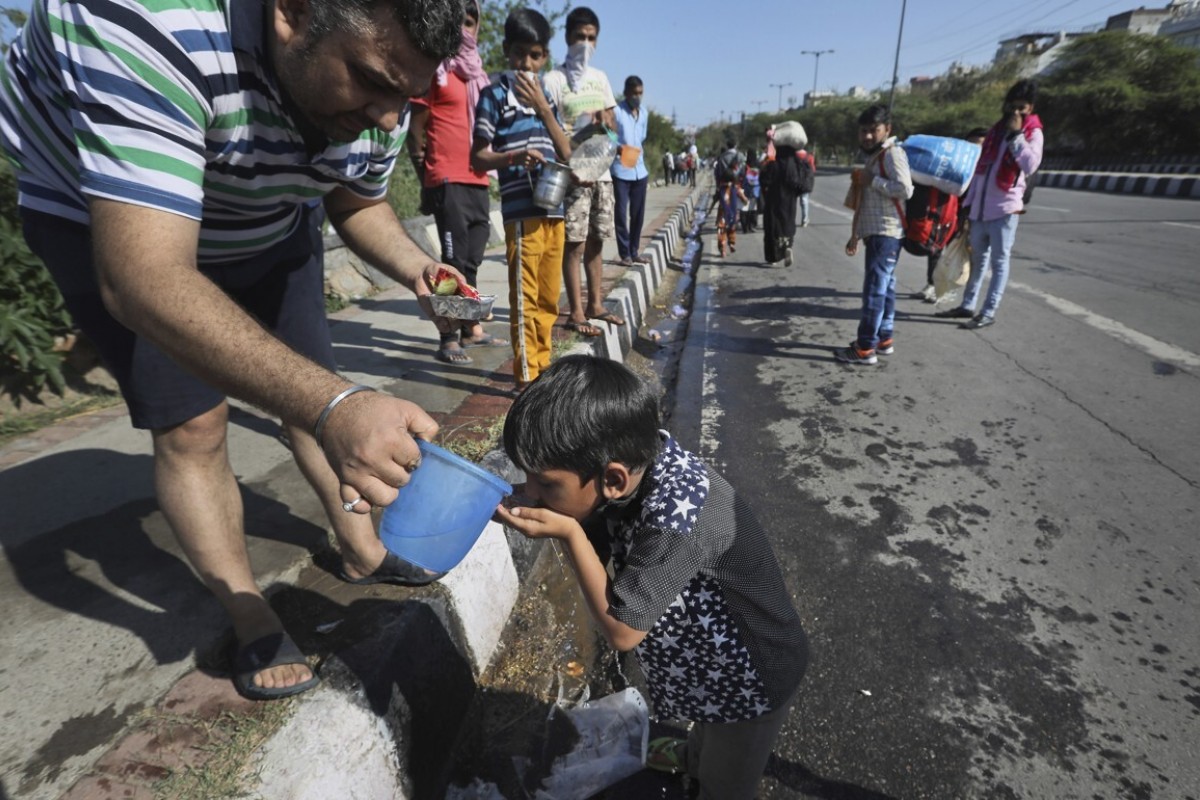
[434,278,459,296]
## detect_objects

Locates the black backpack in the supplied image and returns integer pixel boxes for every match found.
[716,149,740,182]
[796,157,815,194]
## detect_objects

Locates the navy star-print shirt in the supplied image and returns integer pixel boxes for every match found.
[604,433,807,723]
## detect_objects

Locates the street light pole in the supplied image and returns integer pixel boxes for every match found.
[768,82,792,112]
[751,99,768,115]
[800,49,833,102]
[888,0,908,113]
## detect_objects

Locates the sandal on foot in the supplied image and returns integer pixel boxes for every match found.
[646,736,687,774]
[233,631,320,701]
[435,334,472,364]
[588,311,626,327]
[338,551,446,587]
[564,319,603,337]
[461,333,509,348]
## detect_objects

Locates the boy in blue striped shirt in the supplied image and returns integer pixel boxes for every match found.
[471,8,571,393]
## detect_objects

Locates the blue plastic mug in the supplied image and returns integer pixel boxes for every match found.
[379,439,513,573]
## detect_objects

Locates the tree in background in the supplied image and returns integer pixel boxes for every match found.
[1040,30,1200,158]
[641,108,685,182]
[695,30,1200,165]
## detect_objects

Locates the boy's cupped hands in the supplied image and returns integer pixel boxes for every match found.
[494,496,582,542]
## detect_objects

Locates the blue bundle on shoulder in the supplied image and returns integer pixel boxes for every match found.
[901,135,982,196]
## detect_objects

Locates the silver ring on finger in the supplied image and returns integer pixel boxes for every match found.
[341,496,366,513]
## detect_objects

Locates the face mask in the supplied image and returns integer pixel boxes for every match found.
[563,41,594,90]
[627,95,641,109]
[566,41,594,67]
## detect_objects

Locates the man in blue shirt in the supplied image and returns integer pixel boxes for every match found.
[611,75,651,266]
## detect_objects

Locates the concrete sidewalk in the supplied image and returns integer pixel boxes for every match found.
[0,181,704,800]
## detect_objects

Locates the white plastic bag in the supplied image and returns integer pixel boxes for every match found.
[932,234,971,299]
[532,688,650,799]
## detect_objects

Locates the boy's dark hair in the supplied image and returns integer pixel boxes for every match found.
[565,6,600,38]
[624,75,643,93]
[857,104,891,127]
[504,7,551,48]
[503,355,661,477]
[1005,79,1038,106]
[965,127,990,140]
[725,138,736,150]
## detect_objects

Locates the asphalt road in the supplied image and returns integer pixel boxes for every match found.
[666,179,1200,799]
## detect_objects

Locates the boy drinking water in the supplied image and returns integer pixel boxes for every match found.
[496,355,808,799]
[471,9,572,393]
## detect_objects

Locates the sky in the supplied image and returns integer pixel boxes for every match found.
[545,0,1139,130]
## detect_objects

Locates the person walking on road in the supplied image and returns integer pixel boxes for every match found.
[1,0,465,700]
[408,0,507,364]
[911,127,987,303]
[837,104,913,366]
[741,152,761,234]
[662,150,675,187]
[713,140,747,257]
[498,355,808,800]
[543,6,623,338]
[936,80,1044,330]
[611,75,651,266]
[796,147,817,228]
[760,121,810,267]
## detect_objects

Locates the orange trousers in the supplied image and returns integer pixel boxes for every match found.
[506,218,565,388]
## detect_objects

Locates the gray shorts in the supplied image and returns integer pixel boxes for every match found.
[21,205,335,430]
[564,180,615,243]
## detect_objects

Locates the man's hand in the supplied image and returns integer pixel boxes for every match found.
[1005,111,1024,134]
[320,391,440,510]
[845,236,859,257]
[494,500,581,542]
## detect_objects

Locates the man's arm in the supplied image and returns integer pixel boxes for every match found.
[322,188,457,298]
[89,198,436,506]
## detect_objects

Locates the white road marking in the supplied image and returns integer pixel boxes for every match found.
[1162,221,1200,231]
[1031,205,1072,213]
[1009,281,1200,369]
[812,201,855,220]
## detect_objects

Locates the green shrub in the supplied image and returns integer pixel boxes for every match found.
[387,156,423,221]
[0,214,71,399]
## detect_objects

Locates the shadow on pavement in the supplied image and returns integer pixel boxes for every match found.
[765,752,901,799]
[3,450,327,666]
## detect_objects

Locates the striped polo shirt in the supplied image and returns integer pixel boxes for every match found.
[0,0,405,265]
[473,73,562,223]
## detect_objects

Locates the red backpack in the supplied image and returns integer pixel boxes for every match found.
[901,185,959,257]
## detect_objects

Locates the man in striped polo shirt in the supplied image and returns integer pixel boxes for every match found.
[1,0,463,700]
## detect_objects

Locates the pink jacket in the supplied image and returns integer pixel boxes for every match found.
[963,124,1043,221]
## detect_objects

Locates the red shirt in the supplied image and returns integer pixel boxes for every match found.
[411,74,489,188]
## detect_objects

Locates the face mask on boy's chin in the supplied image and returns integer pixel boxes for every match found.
[861,141,884,155]
[627,96,642,109]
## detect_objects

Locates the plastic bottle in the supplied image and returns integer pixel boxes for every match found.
[569,127,620,183]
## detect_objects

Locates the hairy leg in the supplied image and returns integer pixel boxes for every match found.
[153,403,311,691]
